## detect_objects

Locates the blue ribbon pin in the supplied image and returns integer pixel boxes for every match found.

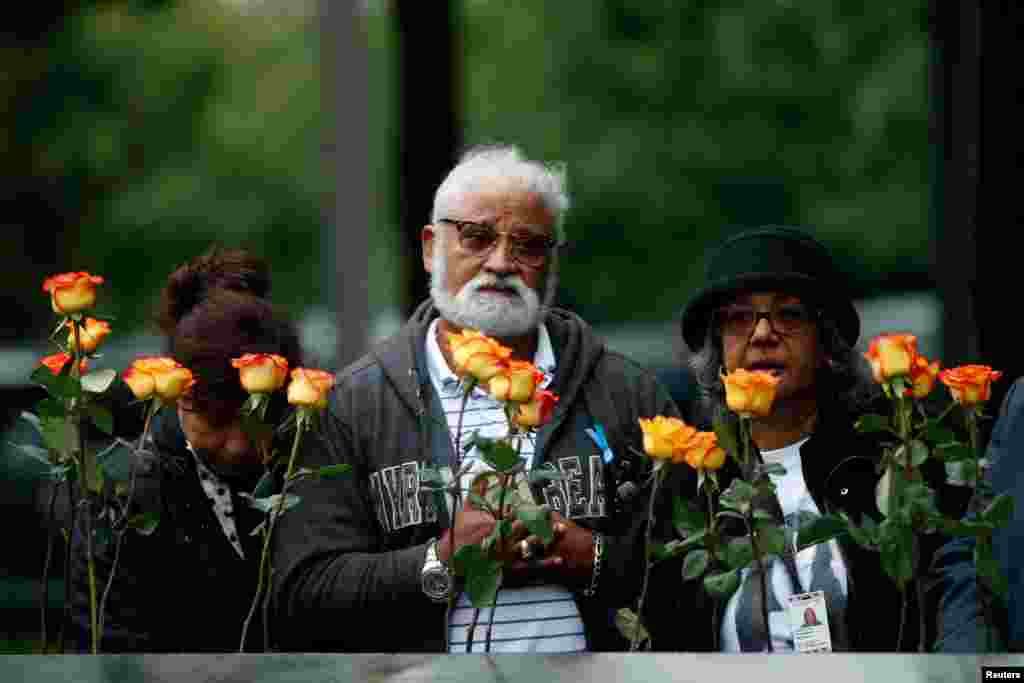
[585,423,616,465]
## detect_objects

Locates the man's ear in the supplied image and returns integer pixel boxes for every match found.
[422,225,435,274]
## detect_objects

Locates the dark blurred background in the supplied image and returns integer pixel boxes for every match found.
[2,0,1021,652]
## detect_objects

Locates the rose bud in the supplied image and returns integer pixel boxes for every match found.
[679,430,726,471]
[939,365,1003,408]
[124,357,195,403]
[722,368,779,418]
[42,271,105,315]
[40,352,88,376]
[864,333,918,384]
[287,368,336,409]
[231,353,290,394]
[447,330,512,382]
[489,361,544,403]
[907,355,941,399]
[639,415,694,461]
[66,317,112,354]
[514,389,559,429]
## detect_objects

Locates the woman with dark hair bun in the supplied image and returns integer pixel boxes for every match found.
[71,246,307,652]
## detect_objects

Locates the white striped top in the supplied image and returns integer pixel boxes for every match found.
[425,319,587,653]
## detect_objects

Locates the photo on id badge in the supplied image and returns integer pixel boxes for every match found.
[787,590,832,653]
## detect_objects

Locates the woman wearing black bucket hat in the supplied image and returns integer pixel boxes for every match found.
[667,226,958,652]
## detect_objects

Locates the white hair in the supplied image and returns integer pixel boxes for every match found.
[430,144,570,242]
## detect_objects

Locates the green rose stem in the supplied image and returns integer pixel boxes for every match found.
[446,380,475,652]
[97,398,159,646]
[70,318,100,654]
[738,416,773,654]
[631,462,665,652]
[705,476,720,651]
[39,478,58,652]
[239,408,310,652]
[483,432,521,653]
[966,408,995,652]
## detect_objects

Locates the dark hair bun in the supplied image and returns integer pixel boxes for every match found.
[158,246,270,335]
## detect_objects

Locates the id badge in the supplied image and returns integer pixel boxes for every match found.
[787,590,832,653]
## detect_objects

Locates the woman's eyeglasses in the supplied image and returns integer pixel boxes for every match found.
[714,302,818,338]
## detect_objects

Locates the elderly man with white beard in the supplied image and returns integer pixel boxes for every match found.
[268,144,687,653]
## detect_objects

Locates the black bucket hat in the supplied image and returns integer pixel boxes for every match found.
[680,226,860,352]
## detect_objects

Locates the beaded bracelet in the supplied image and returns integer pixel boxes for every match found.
[582,530,605,598]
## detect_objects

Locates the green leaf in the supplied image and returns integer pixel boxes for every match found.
[95,438,136,482]
[756,522,787,556]
[719,479,755,513]
[908,439,930,467]
[796,514,848,549]
[983,494,1015,527]
[35,399,66,421]
[878,520,916,590]
[471,434,523,473]
[30,365,81,400]
[39,416,75,455]
[242,493,302,518]
[527,469,565,484]
[3,443,57,481]
[876,467,895,517]
[721,537,754,570]
[614,608,651,648]
[682,549,710,581]
[935,443,972,462]
[976,540,1009,602]
[452,544,503,608]
[712,417,740,462]
[418,466,446,488]
[756,462,787,477]
[922,424,956,446]
[316,463,352,479]
[940,517,995,537]
[517,504,554,544]
[81,369,117,394]
[252,471,277,498]
[672,495,707,536]
[127,511,160,536]
[703,569,741,599]
[482,518,515,555]
[85,404,114,435]
[469,492,495,514]
[855,414,891,434]
[753,509,776,522]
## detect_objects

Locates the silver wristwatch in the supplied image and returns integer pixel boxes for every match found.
[421,538,452,603]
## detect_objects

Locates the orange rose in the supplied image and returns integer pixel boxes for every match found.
[513,389,559,428]
[939,365,1003,407]
[722,369,779,418]
[447,329,512,383]
[40,352,88,376]
[287,368,336,408]
[42,271,104,315]
[231,353,290,394]
[864,333,918,384]
[907,354,941,399]
[123,357,195,402]
[65,317,112,354]
[489,360,545,403]
[678,429,727,471]
[639,415,694,461]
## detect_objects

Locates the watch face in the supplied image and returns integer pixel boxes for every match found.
[423,569,450,599]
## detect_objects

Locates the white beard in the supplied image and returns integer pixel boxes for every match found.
[430,238,558,338]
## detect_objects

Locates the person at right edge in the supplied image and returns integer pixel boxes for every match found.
[670,226,964,652]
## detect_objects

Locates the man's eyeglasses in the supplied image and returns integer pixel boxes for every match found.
[714,302,818,338]
[437,218,563,269]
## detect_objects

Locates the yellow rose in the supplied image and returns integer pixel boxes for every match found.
[287,368,336,409]
[722,369,779,418]
[939,365,1003,407]
[123,357,195,402]
[231,353,290,394]
[489,360,544,403]
[42,271,104,315]
[679,430,726,471]
[639,415,694,461]
[864,333,918,384]
[447,329,512,383]
[66,317,112,354]
[907,355,941,399]
[513,389,559,429]
[40,352,88,376]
